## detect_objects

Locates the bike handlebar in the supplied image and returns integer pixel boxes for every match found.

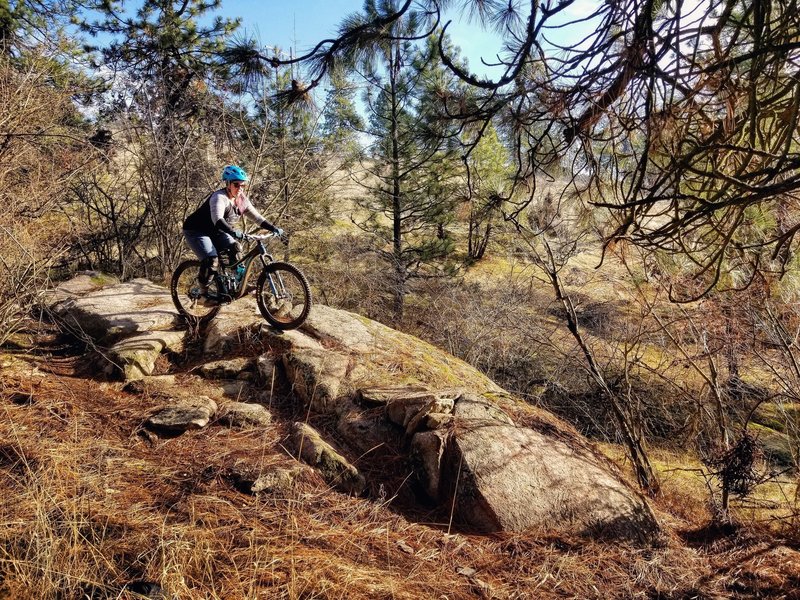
[243,231,289,245]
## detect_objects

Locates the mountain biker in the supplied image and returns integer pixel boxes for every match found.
[182,165,284,296]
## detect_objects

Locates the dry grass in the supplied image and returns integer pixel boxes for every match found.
[1,326,800,600]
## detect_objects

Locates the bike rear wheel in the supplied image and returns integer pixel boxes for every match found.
[256,262,312,330]
[171,260,222,324]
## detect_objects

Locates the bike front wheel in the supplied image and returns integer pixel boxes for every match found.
[256,262,312,330]
[171,260,222,324]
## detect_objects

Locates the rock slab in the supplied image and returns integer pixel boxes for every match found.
[52,278,179,343]
[111,330,186,381]
[291,422,366,495]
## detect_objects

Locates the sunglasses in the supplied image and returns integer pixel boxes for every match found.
[230,181,246,188]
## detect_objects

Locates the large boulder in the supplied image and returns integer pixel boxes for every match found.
[49,275,660,541]
[366,388,658,539]
[52,278,178,344]
[442,421,656,539]
[439,394,656,539]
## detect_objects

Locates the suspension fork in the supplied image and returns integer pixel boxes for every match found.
[259,253,283,297]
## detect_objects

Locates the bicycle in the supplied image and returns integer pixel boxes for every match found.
[170,232,312,330]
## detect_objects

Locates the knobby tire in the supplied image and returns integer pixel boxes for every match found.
[256,261,312,330]
[171,259,222,325]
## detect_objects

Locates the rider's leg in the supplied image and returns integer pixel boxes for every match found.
[211,231,239,266]
[220,241,242,266]
[215,234,252,297]
[183,230,218,293]
[199,257,219,287]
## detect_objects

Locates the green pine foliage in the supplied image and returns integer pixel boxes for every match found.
[347,3,466,319]
[321,67,364,161]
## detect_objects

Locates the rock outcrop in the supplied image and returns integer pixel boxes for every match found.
[52,277,179,343]
[291,422,366,495]
[50,275,660,541]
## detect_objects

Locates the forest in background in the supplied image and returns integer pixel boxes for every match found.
[2,0,800,526]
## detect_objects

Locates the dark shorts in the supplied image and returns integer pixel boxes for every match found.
[183,229,236,260]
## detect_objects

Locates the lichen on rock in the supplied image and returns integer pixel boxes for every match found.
[49,274,661,542]
[291,422,366,495]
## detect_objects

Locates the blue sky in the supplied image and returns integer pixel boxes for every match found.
[224,0,601,80]
[81,0,598,82]
[226,0,357,53]
[226,0,519,80]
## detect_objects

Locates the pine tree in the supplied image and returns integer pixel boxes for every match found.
[81,0,239,115]
[321,67,364,162]
[465,124,512,261]
[78,0,241,276]
[346,2,462,320]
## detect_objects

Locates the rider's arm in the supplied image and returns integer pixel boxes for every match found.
[209,191,242,238]
[258,218,281,234]
[241,199,281,233]
[214,218,240,238]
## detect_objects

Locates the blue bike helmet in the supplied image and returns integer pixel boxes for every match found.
[222,165,248,182]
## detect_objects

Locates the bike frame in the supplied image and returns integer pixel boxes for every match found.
[220,233,280,301]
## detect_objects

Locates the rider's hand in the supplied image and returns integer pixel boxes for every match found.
[274,227,284,237]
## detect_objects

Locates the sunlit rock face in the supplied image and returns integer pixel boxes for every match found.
[51,275,659,541]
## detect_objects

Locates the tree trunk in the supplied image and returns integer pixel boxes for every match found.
[543,240,660,495]
[390,38,404,321]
